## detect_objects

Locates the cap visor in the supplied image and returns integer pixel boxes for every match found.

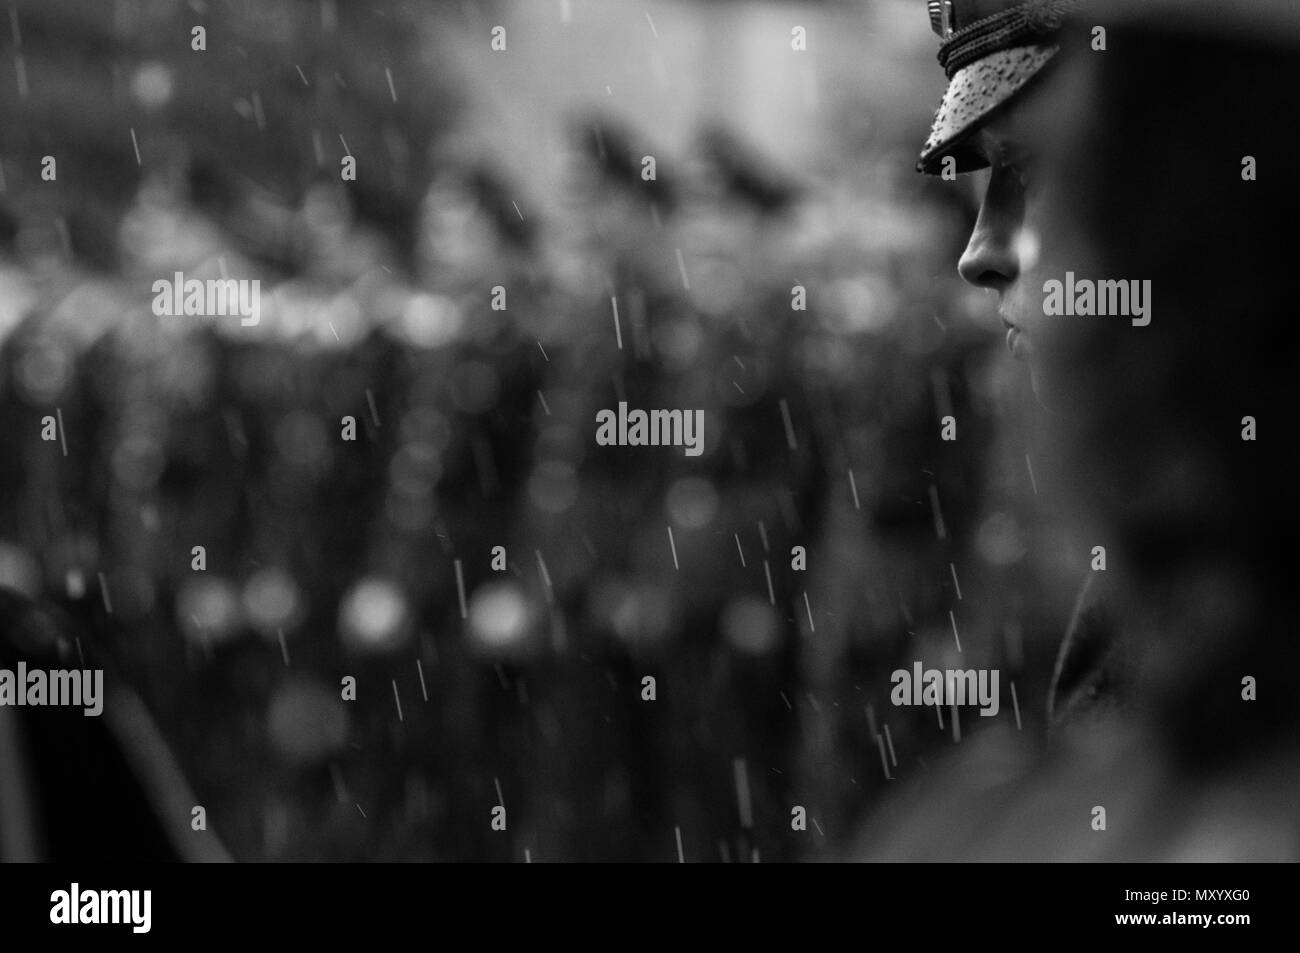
[918,44,1058,174]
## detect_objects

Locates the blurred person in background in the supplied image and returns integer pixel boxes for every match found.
[0,589,230,860]
[5,0,956,861]
[852,0,1300,860]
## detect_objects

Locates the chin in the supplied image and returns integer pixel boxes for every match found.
[1026,363,1056,411]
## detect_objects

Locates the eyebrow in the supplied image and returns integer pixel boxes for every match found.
[980,128,1035,171]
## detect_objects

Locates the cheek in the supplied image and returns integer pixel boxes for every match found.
[1012,195,1054,335]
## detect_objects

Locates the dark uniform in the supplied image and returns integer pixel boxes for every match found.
[0,590,230,861]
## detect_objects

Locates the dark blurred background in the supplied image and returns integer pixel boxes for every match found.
[0,0,1088,860]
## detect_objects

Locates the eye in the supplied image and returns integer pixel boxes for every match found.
[988,158,1027,197]
[990,139,1034,190]
[1006,160,1031,191]
[998,153,1035,194]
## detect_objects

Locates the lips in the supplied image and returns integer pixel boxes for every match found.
[998,304,1030,359]
[1005,326,1031,360]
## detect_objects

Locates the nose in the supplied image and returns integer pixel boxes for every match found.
[957,169,1024,292]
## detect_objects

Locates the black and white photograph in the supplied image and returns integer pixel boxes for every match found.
[0,0,1293,934]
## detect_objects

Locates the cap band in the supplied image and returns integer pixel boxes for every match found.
[937,0,1083,78]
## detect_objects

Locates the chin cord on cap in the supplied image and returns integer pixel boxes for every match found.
[938,0,1085,78]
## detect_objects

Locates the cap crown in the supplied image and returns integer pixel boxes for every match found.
[929,0,1032,39]
[930,0,1077,43]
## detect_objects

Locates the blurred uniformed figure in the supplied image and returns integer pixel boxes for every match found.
[0,589,231,861]
[851,0,1300,860]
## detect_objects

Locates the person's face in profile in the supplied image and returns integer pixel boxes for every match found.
[954,62,1122,419]
[956,106,1058,399]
